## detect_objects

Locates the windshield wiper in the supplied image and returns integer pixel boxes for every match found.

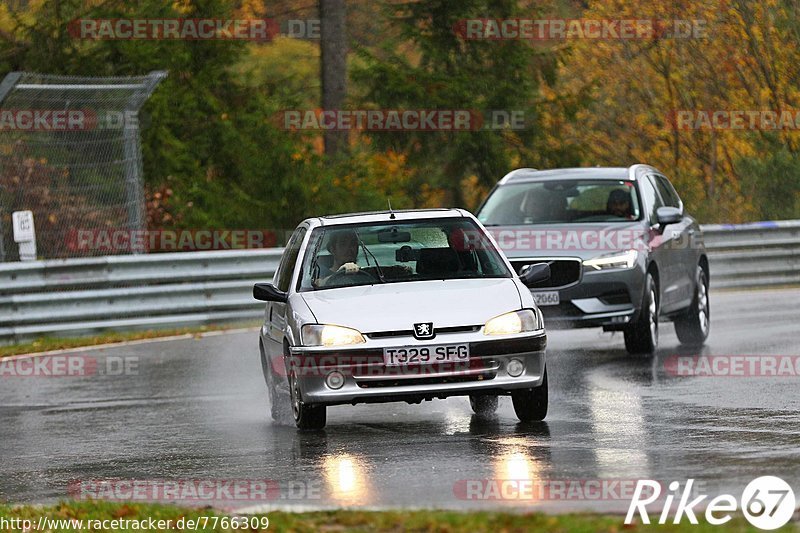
[355,230,385,283]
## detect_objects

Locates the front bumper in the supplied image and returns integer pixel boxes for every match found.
[287,330,546,405]
[534,268,645,330]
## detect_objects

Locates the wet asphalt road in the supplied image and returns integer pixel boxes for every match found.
[1,287,799,513]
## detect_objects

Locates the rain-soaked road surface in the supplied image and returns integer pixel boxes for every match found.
[1,288,799,513]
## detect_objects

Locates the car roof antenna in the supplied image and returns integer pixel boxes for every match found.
[387,198,396,219]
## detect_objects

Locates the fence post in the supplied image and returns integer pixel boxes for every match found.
[0,72,23,262]
[123,71,167,254]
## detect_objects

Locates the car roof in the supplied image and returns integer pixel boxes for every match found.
[497,165,660,185]
[304,208,470,227]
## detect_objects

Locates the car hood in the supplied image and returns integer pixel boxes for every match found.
[300,278,523,333]
[486,222,648,260]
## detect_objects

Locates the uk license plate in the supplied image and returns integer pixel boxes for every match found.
[383,344,470,366]
[532,291,560,306]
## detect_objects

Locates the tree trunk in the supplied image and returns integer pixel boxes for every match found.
[319,0,348,157]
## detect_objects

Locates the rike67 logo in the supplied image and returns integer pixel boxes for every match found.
[626,476,796,530]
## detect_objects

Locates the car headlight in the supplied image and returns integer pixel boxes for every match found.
[483,309,539,336]
[583,250,638,271]
[302,324,366,347]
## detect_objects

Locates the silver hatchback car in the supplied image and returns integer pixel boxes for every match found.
[254,209,551,429]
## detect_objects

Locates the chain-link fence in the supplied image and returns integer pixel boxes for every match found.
[0,71,166,261]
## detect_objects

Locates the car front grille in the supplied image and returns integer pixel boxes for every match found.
[356,372,496,388]
[353,358,499,388]
[365,325,480,339]
[510,258,582,289]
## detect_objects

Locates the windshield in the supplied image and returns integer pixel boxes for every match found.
[478,179,642,225]
[298,218,512,291]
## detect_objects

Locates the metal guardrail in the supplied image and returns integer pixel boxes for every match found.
[0,222,797,343]
[0,250,281,343]
[701,220,800,290]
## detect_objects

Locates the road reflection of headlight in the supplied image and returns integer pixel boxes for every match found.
[498,439,537,475]
[503,451,533,480]
[322,453,371,505]
[491,439,542,501]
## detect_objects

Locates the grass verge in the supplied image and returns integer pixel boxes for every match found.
[0,502,788,532]
[0,322,259,358]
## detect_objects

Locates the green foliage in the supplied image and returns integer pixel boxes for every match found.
[736,144,800,221]
[352,0,558,207]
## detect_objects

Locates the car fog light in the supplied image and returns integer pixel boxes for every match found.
[506,358,524,378]
[326,371,345,389]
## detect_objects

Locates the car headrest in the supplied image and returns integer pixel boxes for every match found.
[416,247,460,275]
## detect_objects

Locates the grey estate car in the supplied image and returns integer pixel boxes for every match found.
[254,209,551,429]
[476,165,710,355]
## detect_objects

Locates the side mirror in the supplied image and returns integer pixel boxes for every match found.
[656,206,682,227]
[253,283,287,303]
[519,263,551,287]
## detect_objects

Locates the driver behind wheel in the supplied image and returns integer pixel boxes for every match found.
[606,188,633,219]
[318,230,361,285]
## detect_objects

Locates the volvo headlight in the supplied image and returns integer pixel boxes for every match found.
[483,309,539,336]
[583,250,638,271]
[302,324,366,347]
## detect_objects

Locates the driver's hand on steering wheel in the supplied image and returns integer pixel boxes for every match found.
[338,262,360,274]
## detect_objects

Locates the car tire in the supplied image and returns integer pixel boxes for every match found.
[511,369,548,422]
[675,265,710,347]
[290,371,326,430]
[624,273,658,354]
[469,395,499,416]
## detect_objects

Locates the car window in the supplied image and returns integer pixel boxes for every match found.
[640,175,664,225]
[275,227,307,292]
[477,179,641,225]
[654,175,682,209]
[298,218,511,291]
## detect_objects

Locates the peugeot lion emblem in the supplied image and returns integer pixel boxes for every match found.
[413,322,435,340]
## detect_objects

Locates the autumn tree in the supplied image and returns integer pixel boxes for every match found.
[352,0,560,209]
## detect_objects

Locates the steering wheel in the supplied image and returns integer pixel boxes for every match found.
[325,268,376,286]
